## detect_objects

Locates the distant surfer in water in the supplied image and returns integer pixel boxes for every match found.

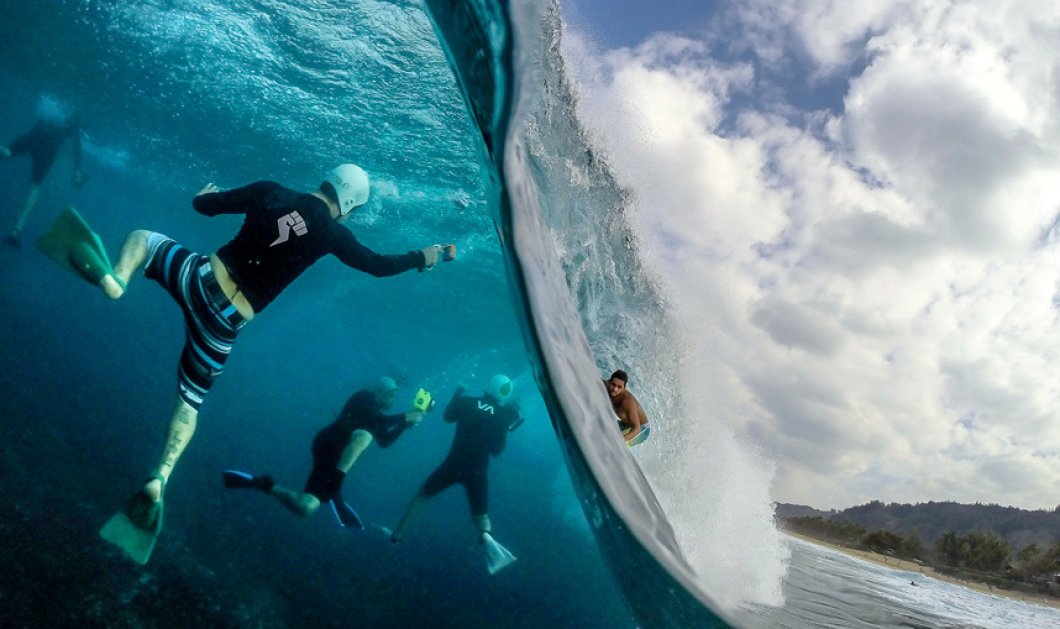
[1,105,86,245]
[390,375,521,574]
[221,377,425,529]
[37,163,453,564]
[605,370,650,446]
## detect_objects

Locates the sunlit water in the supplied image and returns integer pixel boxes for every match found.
[1,1,1057,627]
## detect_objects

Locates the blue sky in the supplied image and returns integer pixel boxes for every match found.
[558,0,1060,527]
[564,0,719,48]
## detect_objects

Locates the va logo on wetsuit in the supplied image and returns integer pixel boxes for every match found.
[269,211,308,247]
[477,401,495,415]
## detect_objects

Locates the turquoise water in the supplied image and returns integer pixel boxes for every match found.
[0,0,640,626]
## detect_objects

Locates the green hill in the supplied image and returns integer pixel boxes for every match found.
[777,500,1060,551]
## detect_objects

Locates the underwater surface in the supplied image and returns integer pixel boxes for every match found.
[0,0,642,626]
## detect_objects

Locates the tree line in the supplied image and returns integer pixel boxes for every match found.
[782,515,1060,586]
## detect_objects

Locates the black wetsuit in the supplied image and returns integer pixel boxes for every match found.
[8,118,80,184]
[193,181,425,313]
[303,389,410,502]
[420,390,516,517]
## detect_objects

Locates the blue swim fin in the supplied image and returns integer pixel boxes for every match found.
[329,499,365,530]
[222,469,274,492]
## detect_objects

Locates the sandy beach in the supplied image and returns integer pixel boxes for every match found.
[784,532,1060,610]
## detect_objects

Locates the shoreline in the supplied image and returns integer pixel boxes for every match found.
[783,531,1060,610]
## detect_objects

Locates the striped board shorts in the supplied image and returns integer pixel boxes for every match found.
[144,234,246,410]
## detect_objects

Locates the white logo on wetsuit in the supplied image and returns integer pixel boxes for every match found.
[269,211,308,246]
[477,401,495,415]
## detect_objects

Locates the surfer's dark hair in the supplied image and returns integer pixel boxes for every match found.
[610,370,628,384]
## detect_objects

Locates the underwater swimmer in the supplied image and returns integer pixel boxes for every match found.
[223,377,425,528]
[391,375,521,574]
[2,109,86,245]
[74,164,453,563]
[605,370,650,446]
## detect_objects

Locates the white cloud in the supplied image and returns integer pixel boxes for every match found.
[564,0,1060,511]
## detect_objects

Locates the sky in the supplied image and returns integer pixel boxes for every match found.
[561,0,1060,511]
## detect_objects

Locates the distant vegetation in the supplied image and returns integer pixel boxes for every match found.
[777,500,1060,599]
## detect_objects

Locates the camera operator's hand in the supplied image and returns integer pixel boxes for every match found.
[405,410,424,426]
[420,244,443,270]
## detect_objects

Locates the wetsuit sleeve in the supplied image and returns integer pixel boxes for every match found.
[373,413,410,448]
[192,181,278,216]
[332,231,426,277]
[443,389,470,423]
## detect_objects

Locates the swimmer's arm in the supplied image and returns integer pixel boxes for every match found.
[375,411,422,448]
[333,232,426,277]
[443,386,467,423]
[192,180,279,215]
[621,399,644,441]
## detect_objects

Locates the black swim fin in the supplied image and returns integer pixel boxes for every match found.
[330,499,365,530]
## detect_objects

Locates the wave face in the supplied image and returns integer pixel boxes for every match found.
[512,0,789,610]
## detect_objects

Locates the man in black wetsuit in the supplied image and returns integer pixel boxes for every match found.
[390,374,520,546]
[222,377,424,528]
[90,163,449,522]
[2,111,86,244]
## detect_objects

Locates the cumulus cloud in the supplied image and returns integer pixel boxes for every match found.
[565,0,1060,510]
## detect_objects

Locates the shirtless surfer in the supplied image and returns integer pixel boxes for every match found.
[604,370,650,446]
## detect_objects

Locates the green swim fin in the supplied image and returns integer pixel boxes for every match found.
[36,207,118,287]
[100,489,164,565]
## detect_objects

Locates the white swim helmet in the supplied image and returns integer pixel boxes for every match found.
[323,163,370,215]
[487,374,513,405]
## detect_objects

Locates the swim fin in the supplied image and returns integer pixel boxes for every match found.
[36,207,121,288]
[100,489,164,565]
[330,499,365,530]
[482,532,516,575]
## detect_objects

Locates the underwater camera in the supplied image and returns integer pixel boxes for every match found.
[413,388,436,412]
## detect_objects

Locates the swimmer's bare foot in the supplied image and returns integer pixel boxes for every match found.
[100,274,125,299]
[143,477,164,502]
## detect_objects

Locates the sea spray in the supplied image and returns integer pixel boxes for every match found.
[523,0,788,609]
